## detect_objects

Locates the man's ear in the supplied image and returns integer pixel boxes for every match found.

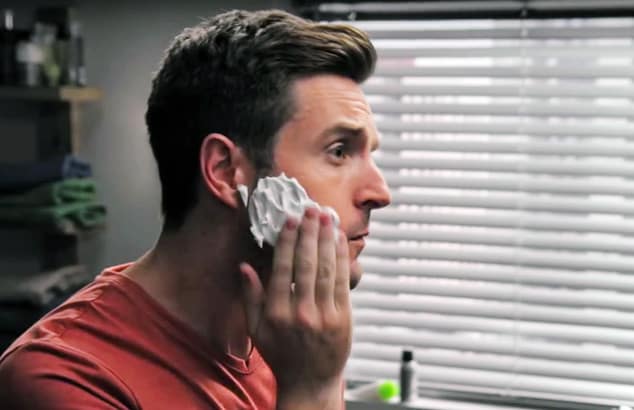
[199,133,253,208]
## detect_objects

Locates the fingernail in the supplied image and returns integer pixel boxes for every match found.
[319,213,330,226]
[238,263,249,282]
[285,217,298,229]
[304,207,318,219]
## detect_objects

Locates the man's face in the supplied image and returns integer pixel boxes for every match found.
[272,74,391,289]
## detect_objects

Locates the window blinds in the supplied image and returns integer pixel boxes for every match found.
[347,15,634,407]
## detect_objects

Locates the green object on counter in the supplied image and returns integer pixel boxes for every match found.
[346,379,400,403]
[377,380,399,401]
[0,178,96,206]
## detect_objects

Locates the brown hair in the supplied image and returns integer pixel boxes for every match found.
[146,9,376,229]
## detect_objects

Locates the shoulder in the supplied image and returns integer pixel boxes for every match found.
[0,336,139,409]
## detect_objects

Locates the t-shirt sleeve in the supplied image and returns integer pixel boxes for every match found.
[0,341,139,410]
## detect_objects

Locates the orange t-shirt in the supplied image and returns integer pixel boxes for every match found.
[0,264,276,410]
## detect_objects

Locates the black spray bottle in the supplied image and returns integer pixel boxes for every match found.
[399,349,418,403]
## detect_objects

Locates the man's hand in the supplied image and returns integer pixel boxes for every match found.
[240,207,351,410]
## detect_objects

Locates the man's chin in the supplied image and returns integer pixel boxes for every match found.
[349,259,363,290]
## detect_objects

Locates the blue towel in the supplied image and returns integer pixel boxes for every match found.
[0,155,92,193]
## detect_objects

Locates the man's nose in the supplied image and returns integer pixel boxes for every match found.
[356,160,392,211]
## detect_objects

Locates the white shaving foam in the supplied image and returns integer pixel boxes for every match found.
[238,173,339,247]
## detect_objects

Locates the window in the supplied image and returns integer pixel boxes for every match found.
[306,2,634,407]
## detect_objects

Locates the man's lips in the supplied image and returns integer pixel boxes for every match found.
[348,231,369,241]
[347,232,368,259]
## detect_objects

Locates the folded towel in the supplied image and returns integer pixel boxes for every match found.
[0,265,90,307]
[0,155,92,193]
[0,265,92,335]
[0,179,96,206]
[0,202,106,229]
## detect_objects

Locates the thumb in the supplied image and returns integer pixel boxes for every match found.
[239,262,264,337]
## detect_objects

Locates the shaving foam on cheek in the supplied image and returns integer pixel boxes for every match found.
[238,173,340,247]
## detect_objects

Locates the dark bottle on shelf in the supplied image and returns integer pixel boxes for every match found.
[67,21,86,86]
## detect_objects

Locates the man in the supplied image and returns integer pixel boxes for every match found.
[0,9,390,409]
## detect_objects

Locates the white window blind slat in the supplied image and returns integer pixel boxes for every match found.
[392,191,634,216]
[376,119,634,138]
[364,83,634,98]
[374,64,634,79]
[359,26,633,40]
[349,15,634,407]
[384,172,634,196]
[353,327,634,366]
[363,241,634,272]
[369,101,634,118]
[362,258,634,291]
[358,274,634,310]
[370,224,634,254]
[373,207,634,235]
[376,45,634,58]
[375,154,634,176]
[379,137,634,157]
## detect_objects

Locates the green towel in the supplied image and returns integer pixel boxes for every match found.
[0,179,96,206]
[0,202,106,229]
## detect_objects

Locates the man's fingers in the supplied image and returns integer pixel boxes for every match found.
[334,229,351,310]
[293,207,320,310]
[239,262,264,336]
[267,216,300,318]
[315,212,336,311]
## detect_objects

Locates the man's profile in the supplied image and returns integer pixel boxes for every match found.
[0,9,390,409]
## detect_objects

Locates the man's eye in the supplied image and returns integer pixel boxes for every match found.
[328,143,348,159]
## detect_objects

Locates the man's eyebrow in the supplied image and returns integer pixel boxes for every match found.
[319,124,380,150]
[320,124,364,139]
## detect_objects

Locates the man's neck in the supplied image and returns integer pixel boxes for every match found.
[122,214,255,358]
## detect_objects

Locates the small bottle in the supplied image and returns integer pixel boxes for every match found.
[32,22,60,86]
[16,40,44,87]
[67,21,86,86]
[399,349,418,403]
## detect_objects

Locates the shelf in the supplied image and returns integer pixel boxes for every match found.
[0,85,103,154]
[0,220,79,236]
[0,86,102,103]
